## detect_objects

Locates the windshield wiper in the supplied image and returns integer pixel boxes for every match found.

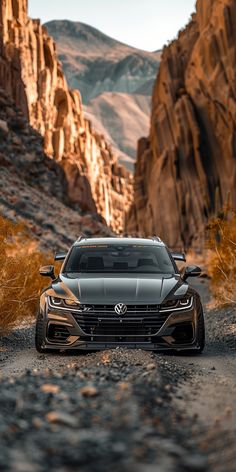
[63,270,173,275]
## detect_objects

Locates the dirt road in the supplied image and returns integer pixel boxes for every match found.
[0,278,235,472]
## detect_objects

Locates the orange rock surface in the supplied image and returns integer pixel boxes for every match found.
[0,0,132,233]
[127,0,236,248]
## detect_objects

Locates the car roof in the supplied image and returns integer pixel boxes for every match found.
[74,237,165,247]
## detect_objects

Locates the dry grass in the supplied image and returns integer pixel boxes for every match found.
[206,209,236,307]
[0,216,52,334]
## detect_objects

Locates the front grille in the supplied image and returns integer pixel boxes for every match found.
[72,305,170,337]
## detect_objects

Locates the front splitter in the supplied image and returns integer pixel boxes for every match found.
[43,339,198,352]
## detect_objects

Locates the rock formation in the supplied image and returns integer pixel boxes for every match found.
[85,92,151,171]
[127,0,236,249]
[0,0,132,234]
[46,20,160,169]
[0,86,114,251]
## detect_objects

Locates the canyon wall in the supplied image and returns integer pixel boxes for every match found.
[0,0,132,233]
[127,0,236,249]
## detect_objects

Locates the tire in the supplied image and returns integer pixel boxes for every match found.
[195,309,205,353]
[187,309,205,355]
[35,311,46,353]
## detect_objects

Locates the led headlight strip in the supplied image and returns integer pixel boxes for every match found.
[160,297,193,312]
[48,296,81,309]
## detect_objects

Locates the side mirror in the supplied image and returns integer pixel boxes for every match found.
[54,252,66,261]
[39,265,56,280]
[171,252,186,262]
[182,265,201,281]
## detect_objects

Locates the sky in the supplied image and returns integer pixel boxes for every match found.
[28,0,196,52]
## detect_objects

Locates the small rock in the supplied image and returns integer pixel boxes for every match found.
[182,454,208,471]
[32,417,43,429]
[12,135,22,146]
[80,385,98,397]
[141,372,149,378]
[40,384,60,394]
[45,411,77,427]
[146,363,156,371]
[117,382,130,391]
[156,398,163,405]
[0,119,9,134]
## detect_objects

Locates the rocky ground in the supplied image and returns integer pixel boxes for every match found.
[0,279,236,472]
[0,347,207,472]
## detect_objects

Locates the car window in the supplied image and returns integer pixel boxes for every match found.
[63,245,175,274]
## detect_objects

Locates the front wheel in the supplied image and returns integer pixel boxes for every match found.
[197,309,205,352]
[35,311,46,353]
[187,310,205,355]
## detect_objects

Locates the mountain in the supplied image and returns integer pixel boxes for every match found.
[84,92,151,171]
[126,0,236,249]
[45,20,160,168]
[0,0,132,236]
[83,99,135,171]
[45,20,160,103]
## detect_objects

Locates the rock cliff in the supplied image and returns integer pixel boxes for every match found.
[0,0,132,234]
[0,86,114,251]
[46,20,160,170]
[127,0,236,249]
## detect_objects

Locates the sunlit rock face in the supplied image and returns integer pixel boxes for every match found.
[0,86,114,250]
[45,20,161,171]
[126,0,236,249]
[0,0,132,233]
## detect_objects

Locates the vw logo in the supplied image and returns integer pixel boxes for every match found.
[114,303,127,316]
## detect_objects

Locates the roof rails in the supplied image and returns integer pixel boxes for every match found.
[151,236,162,243]
[77,234,87,242]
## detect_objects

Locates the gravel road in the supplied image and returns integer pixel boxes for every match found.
[0,278,235,472]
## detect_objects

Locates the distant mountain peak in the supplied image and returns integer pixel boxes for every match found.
[45,20,160,58]
[45,20,120,47]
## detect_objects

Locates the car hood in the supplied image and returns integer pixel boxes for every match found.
[50,274,188,304]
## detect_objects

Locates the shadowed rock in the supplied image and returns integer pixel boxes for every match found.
[126,0,236,249]
[0,0,132,234]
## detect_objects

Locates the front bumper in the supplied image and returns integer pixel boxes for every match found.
[40,299,200,351]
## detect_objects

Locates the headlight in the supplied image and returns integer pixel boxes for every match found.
[49,297,80,308]
[64,299,80,307]
[179,298,191,306]
[50,297,64,306]
[160,297,193,311]
[160,299,179,310]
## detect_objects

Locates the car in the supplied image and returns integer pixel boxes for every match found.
[35,236,205,354]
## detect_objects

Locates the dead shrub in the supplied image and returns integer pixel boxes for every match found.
[0,216,52,334]
[206,209,236,306]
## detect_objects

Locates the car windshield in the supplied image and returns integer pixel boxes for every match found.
[63,244,175,274]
